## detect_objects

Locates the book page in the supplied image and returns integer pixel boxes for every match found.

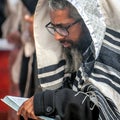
[1,96,28,111]
[7,96,28,107]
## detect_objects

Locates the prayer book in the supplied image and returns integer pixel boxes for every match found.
[1,95,54,120]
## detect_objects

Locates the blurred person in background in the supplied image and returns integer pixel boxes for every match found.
[19,15,36,98]
[2,0,31,97]
[2,0,38,119]
[2,0,38,97]
[19,0,38,98]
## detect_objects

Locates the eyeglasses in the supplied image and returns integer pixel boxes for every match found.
[45,19,81,36]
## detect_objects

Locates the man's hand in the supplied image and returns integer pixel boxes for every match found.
[17,96,39,120]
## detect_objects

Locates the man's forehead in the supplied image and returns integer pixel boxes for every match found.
[50,8,74,24]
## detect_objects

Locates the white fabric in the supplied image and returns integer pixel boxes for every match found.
[98,0,120,32]
[34,0,62,69]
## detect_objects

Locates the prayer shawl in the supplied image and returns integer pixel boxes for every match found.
[34,0,120,119]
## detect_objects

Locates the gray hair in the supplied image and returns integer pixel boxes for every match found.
[48,0,81,20]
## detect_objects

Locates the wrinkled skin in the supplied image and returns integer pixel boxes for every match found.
[17,96,42,120]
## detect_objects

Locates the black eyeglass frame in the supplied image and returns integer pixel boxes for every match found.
[45,19,81,36]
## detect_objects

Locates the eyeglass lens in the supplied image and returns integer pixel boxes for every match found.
[47,26,69,36]
[46,19,81,36]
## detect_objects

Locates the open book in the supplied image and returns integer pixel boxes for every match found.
[1,96,55,120]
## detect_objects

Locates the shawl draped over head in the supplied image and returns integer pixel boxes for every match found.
[34,0,120,119]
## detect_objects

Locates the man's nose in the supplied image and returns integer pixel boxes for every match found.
[54,32,65,41]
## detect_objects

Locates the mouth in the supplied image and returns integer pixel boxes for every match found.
[60,40,72,48]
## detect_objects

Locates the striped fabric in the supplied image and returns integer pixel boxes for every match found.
[85,28,120,119]
[81,84,120,120]
[37,27,120,119]
[37,60,66,90]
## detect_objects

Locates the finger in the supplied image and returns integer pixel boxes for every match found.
[23,110,28,120]
[17,115,21,120]
[18,108,28,120]
[29,111,38,119]
[17,103,27,117]
[26,98,37,119]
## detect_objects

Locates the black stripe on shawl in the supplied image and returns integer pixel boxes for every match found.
[39,70,64,84]
[97,46,120,71]
[91,74,120,94]
[105,35,120,46]
[92,66,120,85]
[73,79,78,87]
[106,28,120,38]
[38,60,66,74]
[76,70,82,78]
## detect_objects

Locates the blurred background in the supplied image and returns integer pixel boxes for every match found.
[0,0,38,119]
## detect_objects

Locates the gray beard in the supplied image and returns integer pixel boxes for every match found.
[63,47,82,73]
[62,23,92,73]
